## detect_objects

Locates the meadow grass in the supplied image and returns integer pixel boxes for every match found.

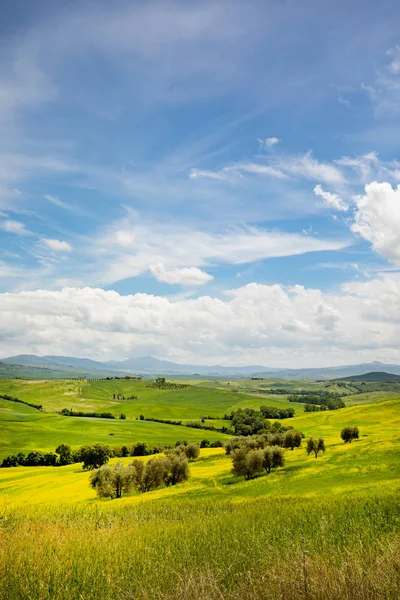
[1,380,399,599]
[1,493,399,600]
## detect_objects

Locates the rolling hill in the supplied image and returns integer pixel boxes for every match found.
[333,371,400,383]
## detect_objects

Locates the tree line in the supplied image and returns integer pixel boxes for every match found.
[0,438,214,469]
[59,408,127,419]
[228,407,296,437]
[138,415,232,434]
[0,393,43,411]
[288,394,345,410]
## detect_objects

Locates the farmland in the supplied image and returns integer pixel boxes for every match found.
[0,377,399,599]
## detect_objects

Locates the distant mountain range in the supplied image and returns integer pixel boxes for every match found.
[2,354,400,380]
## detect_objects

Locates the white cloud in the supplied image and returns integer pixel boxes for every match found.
[44,194,69,209]
[0,219,28,235]
[314,184,349,211]
[190,151,344,186]
[149,263,213,285]
[1,275,400,366]
[275,152,345,185]
[363,46,400,115]
[335,152,379,183]
[95,218,349,286]
[41,238,72,252]
[351,181,400,264]
[257,137,280,149]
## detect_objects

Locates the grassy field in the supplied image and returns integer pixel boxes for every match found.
[1,378,399,599]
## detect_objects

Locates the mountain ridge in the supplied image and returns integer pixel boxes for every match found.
[2,355,400,379]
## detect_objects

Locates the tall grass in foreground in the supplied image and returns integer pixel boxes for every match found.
[1,494,399,600]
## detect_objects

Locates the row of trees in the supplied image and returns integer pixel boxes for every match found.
[0,439,205,469]
[59,408,118,419]
[0,393,43,411]
[231,444,285,480]
[225,430,326,480]
[225,429,303,456]
[230,408,295,437]
[288,394,345,410]
[90,453,191,498]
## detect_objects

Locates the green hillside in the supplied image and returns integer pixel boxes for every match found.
[334,371,400,382]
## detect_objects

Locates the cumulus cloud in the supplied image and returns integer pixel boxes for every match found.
[351,181,400,264]
[1,275,400,365]
[314,184,349,211]
[0,219,28,235]
[41,238,72,252]
[149,263,213,285]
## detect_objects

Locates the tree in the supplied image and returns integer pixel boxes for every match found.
[90,462,134,498]
[306,437,326,458]
[55,443,73,465]
[156,377,166,386]
[262,446,285,474]
[283,430,302,450]
[80,443,112,470]
[271,446,285,469]
[200,439,210,448]
[43,452,58,466]
[25,451,45,466]
[131,442,148,456]
[183,443,200,461]
[164,454,190,486]
[120,445,129,457]
[119,413,126,420]
[1,455,19,468]
[341,426,359,443]
[130,457,169,493]
[231,447,264,480]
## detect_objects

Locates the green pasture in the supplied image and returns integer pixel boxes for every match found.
[1,378,400,599]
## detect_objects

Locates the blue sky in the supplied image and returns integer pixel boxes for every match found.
[1,0,400,366]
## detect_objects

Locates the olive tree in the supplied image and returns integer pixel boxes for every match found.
[183,443,200,461]
[341,426,359,443]
[231,447,264,480]
[283,430,302,450]
[306,437,326,458]
[263,446,285,473]
[90,462,134,498]
[164,454,190,486]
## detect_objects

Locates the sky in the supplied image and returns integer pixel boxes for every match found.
[1,0,400,367]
